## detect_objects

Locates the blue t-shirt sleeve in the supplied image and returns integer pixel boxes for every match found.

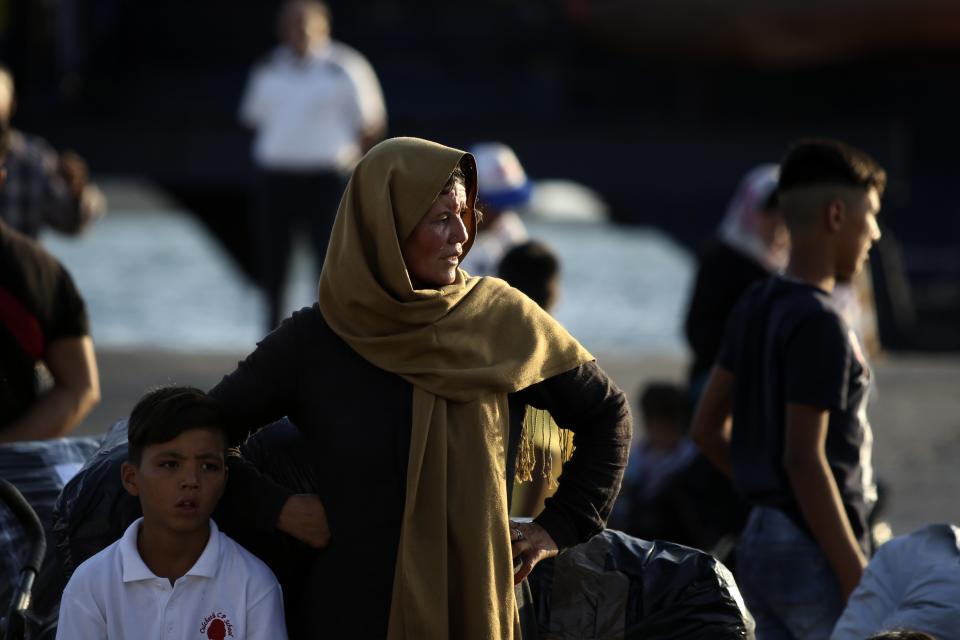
[783,310,851,411]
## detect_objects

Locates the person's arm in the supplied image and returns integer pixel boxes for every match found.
[238,63,270,129]
[33,140,103,234]
[779,307,867,602]
[211,310,329,546]
[55,151,106,233]
[0,335,99,442]
[509,362,631,582]
[683,258,718,361]
[246,581,289,639]
[341,50,387,152]
[690,365,734,477]
[784,402,867,602]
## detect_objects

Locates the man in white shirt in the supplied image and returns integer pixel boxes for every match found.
[56,386,288,639]
[239,0,386,330]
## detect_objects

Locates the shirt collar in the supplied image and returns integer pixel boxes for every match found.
[185,519,221,579]
[119,517,221,583]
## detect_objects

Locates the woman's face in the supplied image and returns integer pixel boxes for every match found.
[402,180,469,288]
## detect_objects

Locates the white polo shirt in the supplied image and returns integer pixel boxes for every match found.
[239,42,387,171]
[56,518,288,640]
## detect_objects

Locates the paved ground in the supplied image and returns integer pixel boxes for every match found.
[78,347,960,538]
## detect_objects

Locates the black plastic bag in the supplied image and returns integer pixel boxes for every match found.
[236,417,317,493]
[51,420,140,577]
[528,529,755,639]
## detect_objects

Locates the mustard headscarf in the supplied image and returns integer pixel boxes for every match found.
[318,137,593,639]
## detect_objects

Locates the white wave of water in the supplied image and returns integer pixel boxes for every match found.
[42,211,694,357]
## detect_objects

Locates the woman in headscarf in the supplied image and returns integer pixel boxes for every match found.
[210,137,631,639]
[683,164,789,398]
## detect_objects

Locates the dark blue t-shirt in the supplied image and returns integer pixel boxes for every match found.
[718,276,876,553]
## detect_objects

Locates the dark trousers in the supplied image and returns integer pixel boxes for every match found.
[253,168,346,331]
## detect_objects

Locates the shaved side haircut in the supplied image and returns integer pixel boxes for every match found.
[777,139,886,231]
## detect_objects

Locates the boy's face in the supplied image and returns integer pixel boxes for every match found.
[121,428,227,536]
[835,187,881,280]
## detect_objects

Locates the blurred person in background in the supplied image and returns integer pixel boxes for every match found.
[608,382,696,538]
[239,0,387,331]
[0,118,100,442]
[608,382,748,565]
[498,239,560,312]
[684,164,788,399]
[0,65,106,239]
[458,142,531,276]
[832,267,883,360]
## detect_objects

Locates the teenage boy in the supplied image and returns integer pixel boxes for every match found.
[56,386,288,639]
[692,139,885,638]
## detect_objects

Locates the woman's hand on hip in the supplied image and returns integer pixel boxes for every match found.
[277,494,331,548]
[510,520,558,584]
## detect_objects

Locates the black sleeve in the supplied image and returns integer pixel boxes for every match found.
[210,316,304,445]
[518,361,632,550]
[4,225,88,341]
[784,310,851,411]
[684,255,722,365]
[684,244,767,378]
[47,261,89,341]
[219,454,291,533]
[209,316,306,531]
[716,292,748,372]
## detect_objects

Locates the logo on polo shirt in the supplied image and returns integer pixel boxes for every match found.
[200,611,234,638]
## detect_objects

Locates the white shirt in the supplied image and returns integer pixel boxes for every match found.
[832,524,960,640]
[240,42,386,171]
[56,518,288,640]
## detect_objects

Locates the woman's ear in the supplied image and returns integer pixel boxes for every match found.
[121,461,140,497]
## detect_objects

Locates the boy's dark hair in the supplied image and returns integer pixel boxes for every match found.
[778,138,887,196]
[127,386,226,465]
[639,382,690,427]
[498,241,560,310]
[867,631,938,640]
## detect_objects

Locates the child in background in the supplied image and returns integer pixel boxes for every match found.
[608,383,696,540]
[627,384,697,505]
[56,386,288,639]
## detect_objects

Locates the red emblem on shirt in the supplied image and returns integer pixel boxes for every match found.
[200,611,234,638]
[207,619,226,640]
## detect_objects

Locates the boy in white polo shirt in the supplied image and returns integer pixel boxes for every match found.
[56,386,288,639]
